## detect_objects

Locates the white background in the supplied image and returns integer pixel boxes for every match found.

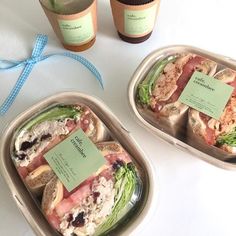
[1,0,236,236]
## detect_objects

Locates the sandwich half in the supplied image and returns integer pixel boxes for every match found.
[137,53,217,137]
[41,142,142,236]
[12,104,109,194]
[188,68,236,156]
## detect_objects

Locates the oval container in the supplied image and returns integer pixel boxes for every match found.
[0,92,155,236]
[128,45,236,170]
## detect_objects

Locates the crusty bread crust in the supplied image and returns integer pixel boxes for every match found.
[25,165,55,195]
[42,176,63,215]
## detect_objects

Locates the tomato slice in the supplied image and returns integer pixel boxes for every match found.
[171,56,204,102]
[152,56,205,113]
[199,113,216,145]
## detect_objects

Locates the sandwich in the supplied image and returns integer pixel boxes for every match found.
[24,164,55,194]
[188,68,236,155]
[12,104,109,193]
[41,142,141,236]
[137,53,217,137]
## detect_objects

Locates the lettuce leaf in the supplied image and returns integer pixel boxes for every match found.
[21,105,80,131]
[217,128,236,147]
[95,163,140,235]
[137,55,178,105]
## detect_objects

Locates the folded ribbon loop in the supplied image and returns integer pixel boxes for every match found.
[26,57,38,65]
[0,34,103,116]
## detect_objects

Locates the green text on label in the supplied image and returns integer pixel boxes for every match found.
[179,71,234,120]
[58,13,94,45]
[45,129,106,192]
[124,4,157,36]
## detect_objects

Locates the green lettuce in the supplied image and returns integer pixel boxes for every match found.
[217,128,236,147]
[95,163,140,235]
[137,55,178,105]
[21,105,80,131]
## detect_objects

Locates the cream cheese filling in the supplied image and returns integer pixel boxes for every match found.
[60,177,115,236]
[15,119,71,167]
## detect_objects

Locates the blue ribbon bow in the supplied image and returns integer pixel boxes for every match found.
[0,34,103,116]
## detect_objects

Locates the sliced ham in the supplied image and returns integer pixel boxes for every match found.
[55,171,112,217]
[44,143,132,227]
[199,112,211,125]
[17,154,46,178]
[18,166,29,179]
[17,136,63,179]
[105,153,132,165]
[204,127,216,145]
[47,211,61,230]
[46,168,115,230]
[55,197,75,218]
[164,56,204,103]
[229,80,236,96]
[65,119,77,132]
[176,56,204,91]
[152,56,205,113]
[17,112,96,179]
[80,110,93,131]
[198,113,216,145]
[54,168,113,218]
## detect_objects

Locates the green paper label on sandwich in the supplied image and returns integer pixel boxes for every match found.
[45,129,106,192]
[179,71,234,120]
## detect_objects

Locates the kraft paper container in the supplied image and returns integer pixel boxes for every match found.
[0,92,155,236]
[128,45,236,169]
[110,0,160,43]
[39,0,97,51]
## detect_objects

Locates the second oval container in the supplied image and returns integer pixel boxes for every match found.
[129,45,236,169]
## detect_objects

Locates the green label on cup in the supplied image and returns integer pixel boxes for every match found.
[58,13,94,45]
[124,4,157,36]
[44,129,106,192]
[179,71,234,120]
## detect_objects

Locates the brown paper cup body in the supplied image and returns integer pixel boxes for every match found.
[110,0,160,39]
[40,0,97,51]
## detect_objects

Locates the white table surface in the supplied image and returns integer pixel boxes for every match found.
[1,0,236,236]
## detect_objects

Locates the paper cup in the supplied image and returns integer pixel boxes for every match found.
[110,0,160,43]
[39,0,97,51]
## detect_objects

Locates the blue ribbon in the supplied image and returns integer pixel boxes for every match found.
[0,34,103,116]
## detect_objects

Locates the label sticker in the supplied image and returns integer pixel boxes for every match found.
[124,4,157,36]
[45,129,106,192]
[58,13,94,45]
[179,71,234,120]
